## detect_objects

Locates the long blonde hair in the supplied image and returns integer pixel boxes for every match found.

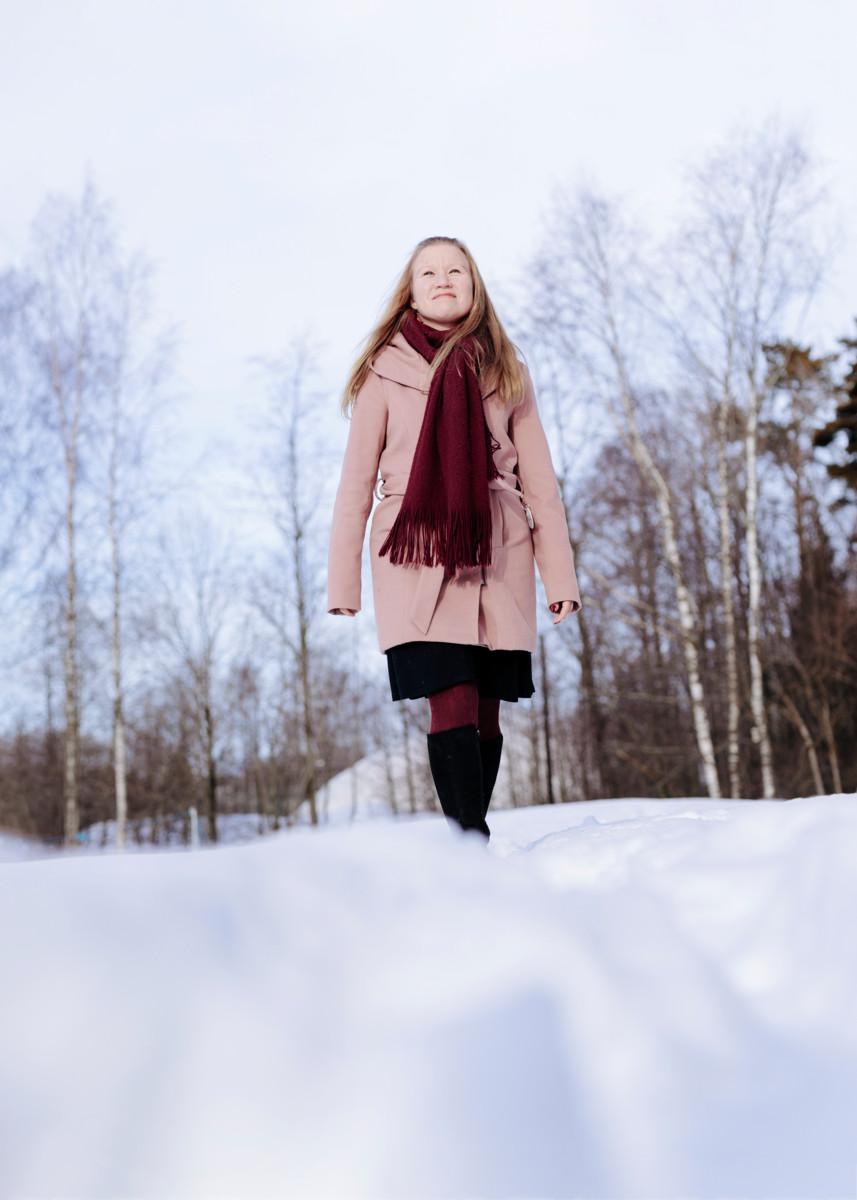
[340,236,527,416]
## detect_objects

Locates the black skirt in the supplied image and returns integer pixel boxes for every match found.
[386,640,535,703]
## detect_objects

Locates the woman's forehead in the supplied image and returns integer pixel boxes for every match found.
[413,245,469,270]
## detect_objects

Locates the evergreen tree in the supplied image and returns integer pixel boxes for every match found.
[814,324,857,504]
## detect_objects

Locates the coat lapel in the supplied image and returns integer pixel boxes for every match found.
[371,330,499,400]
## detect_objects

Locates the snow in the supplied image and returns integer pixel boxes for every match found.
[2,792,856,1199]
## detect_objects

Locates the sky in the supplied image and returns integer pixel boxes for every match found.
[2,2,855,426]
[1,0,856,632]
[2,787,856,1197]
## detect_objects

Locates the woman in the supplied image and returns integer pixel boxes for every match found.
[327,236,581,841]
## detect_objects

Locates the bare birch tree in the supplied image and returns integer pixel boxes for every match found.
[22,182,118,842]
[248,338,327,826]
[526,186,723,797]
[0,270,38,590]
[149,516,235,842]
[92,245,176,849]
[657,120,833,796]
[18,177,178,846]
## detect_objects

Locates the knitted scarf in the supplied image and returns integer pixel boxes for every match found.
[379,309,500,571]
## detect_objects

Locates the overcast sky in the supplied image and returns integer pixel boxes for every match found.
[2,0,856,532]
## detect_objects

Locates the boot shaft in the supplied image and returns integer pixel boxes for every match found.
[479,732,504,820]
[426,724,490,839]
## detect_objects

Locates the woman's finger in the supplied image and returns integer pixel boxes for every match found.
[549,600,572,624]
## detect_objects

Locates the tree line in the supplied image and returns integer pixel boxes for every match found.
[514,119,856,802]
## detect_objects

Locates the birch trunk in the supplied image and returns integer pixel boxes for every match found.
[538,632,556,805]
[775,683,824,794]
[62,442,80,844]
[744,388,776,797]
[819,697,843,794]
[55,353,82,846]
[381,734,398,815]
[296,609,318,826]
[525,714,537,805]
[716,392,741,797]
[576,607,605,800]
[400,707,418,815]
[612,357,722,798]
[287,394,319,826]
[204,697,217,842]
[108,387,128,849]
[506,711,521,809]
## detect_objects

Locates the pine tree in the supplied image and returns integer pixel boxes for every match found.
[814,326,857,505]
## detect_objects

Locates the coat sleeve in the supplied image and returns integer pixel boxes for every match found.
[327,368,388,614]
[510,363,582,613]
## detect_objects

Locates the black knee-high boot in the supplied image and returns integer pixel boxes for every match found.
[426,724,490,839]
[479,733,504,819]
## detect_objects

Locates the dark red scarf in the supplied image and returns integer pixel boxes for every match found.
[379,309,500,571]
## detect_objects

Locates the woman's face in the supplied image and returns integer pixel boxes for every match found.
[410,244,474,330]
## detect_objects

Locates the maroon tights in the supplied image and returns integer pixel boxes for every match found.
[428,682,502,737]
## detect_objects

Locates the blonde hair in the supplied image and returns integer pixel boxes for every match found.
[340,236,527,416]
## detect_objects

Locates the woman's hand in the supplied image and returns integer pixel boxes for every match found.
[549,600,575,625]
[331,608,357,617]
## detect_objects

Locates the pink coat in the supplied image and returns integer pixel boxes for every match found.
[327,330,582,654]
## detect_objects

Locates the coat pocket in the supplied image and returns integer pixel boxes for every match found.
[409,563,447,634]
[507,580,537,634]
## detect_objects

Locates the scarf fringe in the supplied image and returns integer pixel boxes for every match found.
[379,507,495,571]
